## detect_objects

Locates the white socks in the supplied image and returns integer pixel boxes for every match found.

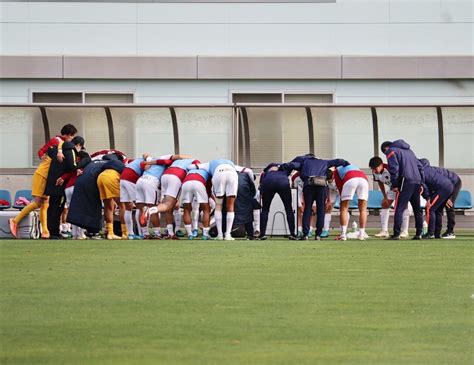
[185,224,192,236]
[341,225,348,236]
[226,212,235,238]
[152,227,161,237]
[124,210,134,235]
[323,213,332,231]
[202,227,210,237]
[380,208,389,232]
[173,209,182,232]
[402,208,410,233]
[215,210,223,238]
[167,224,174,236]
[253,209,260,232]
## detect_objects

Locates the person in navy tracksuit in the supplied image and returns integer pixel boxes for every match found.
[280,154,349,240]
[419,159,459,239]
[258,162,296,240]
[381,139,424,240]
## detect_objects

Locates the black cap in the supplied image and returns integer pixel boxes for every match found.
[381,141,392,154]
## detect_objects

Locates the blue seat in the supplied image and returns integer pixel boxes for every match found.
[368,190,384,209]
[13,189,33,210]
[0,190,12,210]
[454,190,472,209]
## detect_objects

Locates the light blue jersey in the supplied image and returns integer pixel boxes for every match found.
[143,164,167,179]
[126,157,144,175]
[209,159,235,175]
[336,164,361,179]
[186,168,210,181]
[171,158,194,170]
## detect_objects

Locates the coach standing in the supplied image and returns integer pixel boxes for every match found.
[381,140,424,240]
[280,154,349,240]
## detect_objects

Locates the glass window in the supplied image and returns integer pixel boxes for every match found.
[110,108,174,159]
[442,107,474,169]
[176,108,232,162]
[0,107,41,168]
[46,107,110,158]
[377,107,439,166]
[244,107,310,169]
[310,107,373,168]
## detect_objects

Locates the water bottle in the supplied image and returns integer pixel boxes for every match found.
[352,221,358,233]
[422,221,428,235]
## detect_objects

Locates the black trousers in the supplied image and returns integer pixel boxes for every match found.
[260,180,295,237]
[394,182,423,236]
[47,194,66,237]
[445,178,462,232]
[427,187,452,236]
[302,185,326,237]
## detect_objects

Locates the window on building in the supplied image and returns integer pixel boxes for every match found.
[442,107,474,169]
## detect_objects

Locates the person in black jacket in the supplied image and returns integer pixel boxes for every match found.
[45,136,86,238]
[280,154,349,240]
[67,153,123,236]
[258,163,296,240]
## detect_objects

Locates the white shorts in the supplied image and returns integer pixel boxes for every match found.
[136,175,160,205]
[340,177,369,202]
[65,186,74,209]
[160,174,182,199]
[120,179,137,203]
[212,165,238,197]
[181,180,208,204]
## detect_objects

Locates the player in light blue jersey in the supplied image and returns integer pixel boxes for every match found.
[189,159,254,240]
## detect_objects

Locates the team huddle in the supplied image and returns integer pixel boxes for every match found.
[9,124,462,241]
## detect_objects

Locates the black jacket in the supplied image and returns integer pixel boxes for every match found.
[45,142,77,196]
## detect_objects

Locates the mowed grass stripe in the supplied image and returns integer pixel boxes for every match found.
[1,236,473,365]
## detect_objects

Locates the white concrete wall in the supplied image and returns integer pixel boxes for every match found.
[1,79,473,104]
[1,0,472,56]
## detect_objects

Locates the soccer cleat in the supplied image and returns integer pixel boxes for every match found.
[258,236,268,241]
[201,235,210,240]
[224,235,235,241]
[412,235,423,240]
[315,236,321,241]
[400,231,409,239]
[175,230,185,238]
[107,234,122,240]
[334,235,347,241]
[288,235,298,240]
[299,235,309,241]
[442,232,456,239]
[214,235,224,241]
[358,234,367,241]
[61,230,72,238]
[422,233,435,239]
[387,235,400,240]
[9,219,18,239]
[375,231,389,238]
[166,234,180,240]
[308,230,313,238]
[320,230,330,238]
[187,235,194,240]
[192,229,199,237]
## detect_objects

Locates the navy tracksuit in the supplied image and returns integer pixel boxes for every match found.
[259,163,295,237]
[280,156,349,237]
[420,159,458,236]
[385,140,424,236]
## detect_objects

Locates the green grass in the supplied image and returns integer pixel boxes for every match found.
[1,232,473,365]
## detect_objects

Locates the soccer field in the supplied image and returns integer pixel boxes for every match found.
[1,234,473,365]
